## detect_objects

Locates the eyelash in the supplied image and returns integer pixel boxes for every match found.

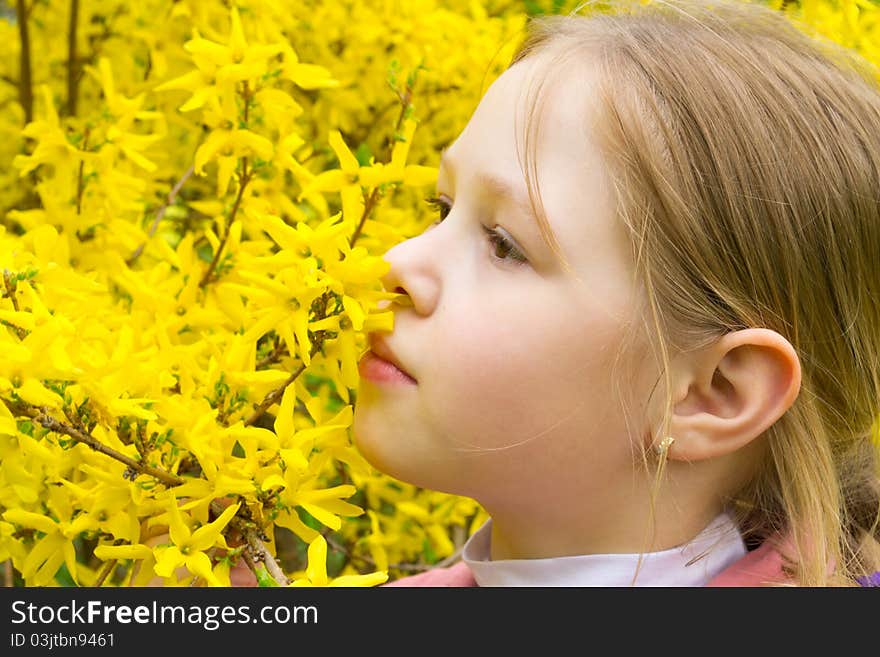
[424,196,528,266]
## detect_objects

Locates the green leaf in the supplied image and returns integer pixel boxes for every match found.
[54,562,77,587]
[524,0,544,15]
[422,536,437,565]
[297,507,324,531]
[326,546,346,577]
[354,142,373,167]
[255,565,280,587]
[196,242,214,263]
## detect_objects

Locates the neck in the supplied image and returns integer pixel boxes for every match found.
[480,493,724,561]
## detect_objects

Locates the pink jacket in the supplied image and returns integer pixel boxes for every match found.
[384,540,789,587]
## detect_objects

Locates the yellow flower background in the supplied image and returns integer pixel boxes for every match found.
[0,0,877,586]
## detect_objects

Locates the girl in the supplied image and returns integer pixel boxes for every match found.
[352,0,880,586]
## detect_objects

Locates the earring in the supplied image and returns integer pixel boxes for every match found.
[654,436,675,456]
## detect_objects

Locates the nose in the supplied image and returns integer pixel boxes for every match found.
[379,228,442,317]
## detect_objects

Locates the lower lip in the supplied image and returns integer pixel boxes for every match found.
[359,352,417,385]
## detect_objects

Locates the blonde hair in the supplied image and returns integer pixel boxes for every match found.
[508,0,880,586]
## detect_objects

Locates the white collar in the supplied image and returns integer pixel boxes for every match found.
[461,511,747,586]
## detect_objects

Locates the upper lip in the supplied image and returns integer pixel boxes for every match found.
[368,334,416,381]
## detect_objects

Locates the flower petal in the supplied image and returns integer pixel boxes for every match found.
[153,545,184,577]
[306,535,328,586]
[328,131,359,173]
[166,498,191,546]
[189,501,240,552]
[186,551,221,586]
[94,544,153,561]
[329,571,388,587]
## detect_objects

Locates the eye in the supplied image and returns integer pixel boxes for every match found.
[481,225,528,265]
[424,195,450,225]
[423,195,528,266]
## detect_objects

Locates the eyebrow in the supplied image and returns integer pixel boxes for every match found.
[439,148,539,229]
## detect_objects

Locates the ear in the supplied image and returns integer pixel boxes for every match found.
[662,328,802,462]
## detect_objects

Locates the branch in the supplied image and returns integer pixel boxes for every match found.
[243,363,304,427]
[66,0,79,117]
[200,81,253,287]
[243,329,327,427]
[2,271,28,340]
[1,398,184,487]
[198,164,249,287]
[74,128,89,215]
[94,558,117,587]
[210,500,289,586]
[16,0,32,125]
[93,538,126,586]
[5,398,291,586]
[348,70,416,249]
[255,336,289,370]
[348,186,383,250]
[127,166,194,267]
[324,532,462,573]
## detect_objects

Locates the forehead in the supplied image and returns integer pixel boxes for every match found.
[441,54,623,280]
[444,52,591,159]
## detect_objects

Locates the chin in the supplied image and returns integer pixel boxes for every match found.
[352,407,409,480]
[352,413,458,493]
[352,427,419,485]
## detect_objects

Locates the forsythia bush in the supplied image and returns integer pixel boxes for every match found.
[0,0,877,587]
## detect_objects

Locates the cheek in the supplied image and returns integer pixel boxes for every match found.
[428,304,601,451]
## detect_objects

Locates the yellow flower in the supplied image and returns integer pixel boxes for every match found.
[299,118,437,223]
[2,505,97,586]
[0,519,26,565]
[288,535,387,587]
[193,128,274,197]
[93,542,156,587]
[153,497,240,586]
[277,41,339,91]
[83,58,164,172]
[12,86,78,178]
[156,7,284,114]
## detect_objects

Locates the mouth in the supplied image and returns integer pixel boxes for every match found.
[361,335,417,384]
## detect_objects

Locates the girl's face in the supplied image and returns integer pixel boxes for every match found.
[353,55,651,520]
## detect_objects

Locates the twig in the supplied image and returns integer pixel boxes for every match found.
[245,292,333,426]
[256,336,288,370]
[3,559,12,587]
[324,533,462,573]
[127,165,194,266]
[2,399,184,487]
[74,128,89,215]
[348,72,416,249]
[2,271,22,313]
[5,400,293,587]
[210,501,289,586]
[348,186,382,250]
[243,337,325,427]
[94,558,117,587]
[66,0,79,117]
[200,80,252,287]
[94,538,126,586]
[16,0,32,125]
[243,365,302,427]
[40,412,183,485]
[239,546,257,573]
[2,271,28,340]
[198,165,249,286]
